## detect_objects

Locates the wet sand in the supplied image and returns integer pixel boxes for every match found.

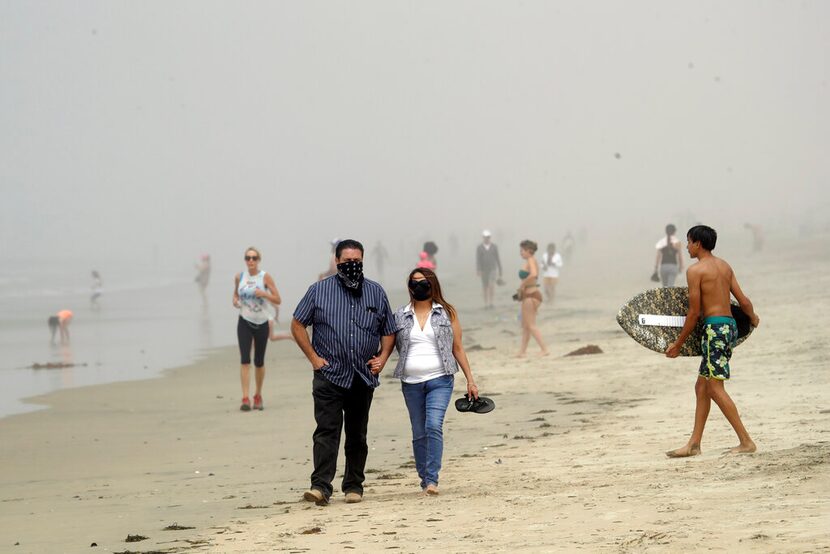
[1,236,828,552]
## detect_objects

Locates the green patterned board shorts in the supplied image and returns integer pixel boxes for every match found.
[699,316,738,380]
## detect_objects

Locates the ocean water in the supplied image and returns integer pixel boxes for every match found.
[0,260,240,418]
[0,248,485,420]
[0,254,420,420]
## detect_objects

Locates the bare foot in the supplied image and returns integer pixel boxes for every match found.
[538,350,550,357]
[425,484,439,496]
[665,443,701,458]
[728,440,756,454]
[515,352,527,359]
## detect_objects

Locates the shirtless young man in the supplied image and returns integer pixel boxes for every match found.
[665,225,759,458]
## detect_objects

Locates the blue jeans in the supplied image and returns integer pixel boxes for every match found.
[401,374,454,488]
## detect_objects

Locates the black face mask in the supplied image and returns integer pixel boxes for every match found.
[336,260,364,296]
[409,279,432,301]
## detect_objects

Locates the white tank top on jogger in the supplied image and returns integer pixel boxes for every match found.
[238,270,269,325]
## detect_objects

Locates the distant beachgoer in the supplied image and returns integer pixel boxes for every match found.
[393,268,479,495]
[266,303,293,342]
[417,241,438,270]
[194,255,211,298]
[318,238,339,281]
[516,240,549,357]
[291,239,396,506]
[541,243,563,305]
[654,224,684,287]
[476,230,503,309]
[48,310,73,344]
[233,247,282,411]
[744,223,764,253]
[416,251,436,270]
[562,231,575,261]
[665,225,758,458]
[90,271,102,308]
[370,241,389,281]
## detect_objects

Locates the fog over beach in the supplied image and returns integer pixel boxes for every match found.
[1,2,828,552]
[2,2,828,267]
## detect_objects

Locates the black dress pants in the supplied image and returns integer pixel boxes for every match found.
[310,372,374,499]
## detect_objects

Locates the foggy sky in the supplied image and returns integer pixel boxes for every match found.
[2,1,828,275]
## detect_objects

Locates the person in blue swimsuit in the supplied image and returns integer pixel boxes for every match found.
[516,240,549,357]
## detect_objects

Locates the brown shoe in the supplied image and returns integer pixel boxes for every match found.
[425,484,439,496]
[303,489,328,506]
[344,492,363,504]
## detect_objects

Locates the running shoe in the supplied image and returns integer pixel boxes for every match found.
[253,394,264,411]
[240,397,251,411]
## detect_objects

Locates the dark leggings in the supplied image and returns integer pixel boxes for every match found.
[237,316,268,367]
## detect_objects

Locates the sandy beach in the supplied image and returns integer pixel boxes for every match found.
[1,236,828,553]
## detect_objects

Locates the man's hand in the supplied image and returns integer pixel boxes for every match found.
[311,355,329,371]
[665,342,682,358]
[749,313,760,328]
[367,355,386,375]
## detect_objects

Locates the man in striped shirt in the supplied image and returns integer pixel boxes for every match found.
[291,239,396,505]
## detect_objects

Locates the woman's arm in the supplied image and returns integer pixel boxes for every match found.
[257,273,281,305]
[450,316,479,399]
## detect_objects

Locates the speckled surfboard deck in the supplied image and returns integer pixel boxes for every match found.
[616,287,753,356]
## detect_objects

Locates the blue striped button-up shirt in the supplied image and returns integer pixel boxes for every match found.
[293,275,396,389]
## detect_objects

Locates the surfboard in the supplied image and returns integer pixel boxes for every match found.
[616,287,754,356]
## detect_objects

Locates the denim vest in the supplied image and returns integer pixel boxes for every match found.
[393,303,459,379]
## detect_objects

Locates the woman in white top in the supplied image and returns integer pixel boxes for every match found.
[393,268,478,495]
[654,224,684,287]
[541,243,563,305]
[232,247,281,411]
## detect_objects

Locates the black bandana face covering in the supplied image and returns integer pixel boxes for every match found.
[337,260,364,295]
[409,279,432,301]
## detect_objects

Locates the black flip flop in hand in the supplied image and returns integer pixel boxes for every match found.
[455,395,495,414]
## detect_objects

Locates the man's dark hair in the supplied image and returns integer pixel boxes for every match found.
[665,224,676,235]
[335,239,364,259]
[687,225,717,251]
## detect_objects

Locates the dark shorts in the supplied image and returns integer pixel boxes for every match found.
[699,316,737,380]
[237,316,269,367]
[48,316,59,329]
[480,269,498,287]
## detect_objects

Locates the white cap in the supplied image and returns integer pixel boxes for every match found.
[482,230,492,237]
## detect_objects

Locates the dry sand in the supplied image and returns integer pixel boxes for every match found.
[1,236,828,553]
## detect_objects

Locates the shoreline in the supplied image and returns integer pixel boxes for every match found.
[0,275,241,420]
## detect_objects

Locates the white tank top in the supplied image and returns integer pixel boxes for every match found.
[402,316,445,384]
[238,270,269,324]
